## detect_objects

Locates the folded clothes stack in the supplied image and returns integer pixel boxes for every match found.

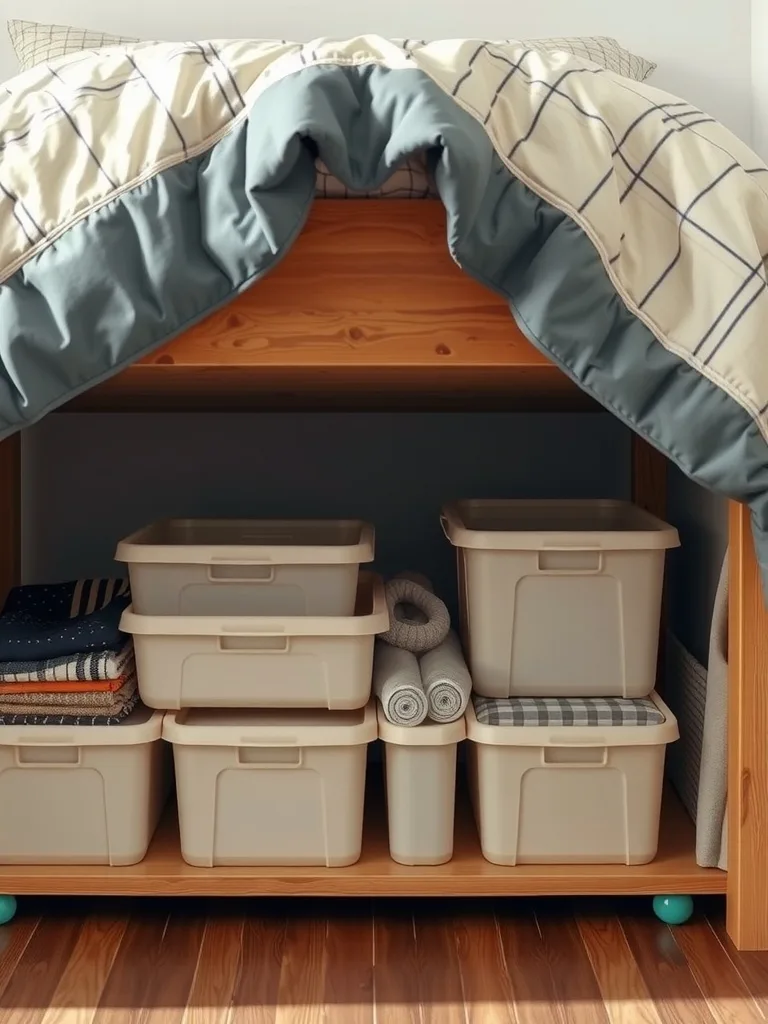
[0,578,138,725]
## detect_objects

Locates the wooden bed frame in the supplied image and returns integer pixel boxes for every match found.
[0,200,765,949]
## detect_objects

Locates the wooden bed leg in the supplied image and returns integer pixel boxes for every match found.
[727,500,768,950]
[0,434,20,603]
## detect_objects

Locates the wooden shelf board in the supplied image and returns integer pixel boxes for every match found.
[0,787,724,898]
[68,201,594,412]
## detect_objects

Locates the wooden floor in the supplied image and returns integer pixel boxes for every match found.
[0,896,765,1022]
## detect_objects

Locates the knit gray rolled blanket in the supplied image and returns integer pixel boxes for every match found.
[378,576,450,654]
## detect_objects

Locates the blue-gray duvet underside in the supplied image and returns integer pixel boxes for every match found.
[3,38,768,591]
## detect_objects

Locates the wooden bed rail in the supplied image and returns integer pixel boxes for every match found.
[728,501,768,948]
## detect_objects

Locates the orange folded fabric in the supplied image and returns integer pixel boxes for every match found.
[0,675,127,695]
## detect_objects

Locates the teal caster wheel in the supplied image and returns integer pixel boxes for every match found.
[0,897,16,926]
[653,895,694,925]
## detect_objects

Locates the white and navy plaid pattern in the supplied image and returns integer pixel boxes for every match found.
[0,35,767,435]
[473,695,665,727]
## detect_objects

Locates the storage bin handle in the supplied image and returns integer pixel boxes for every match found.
[208,564,275,581]
[238,746,301,766]
[15,746,81,766]
[542,746,607,766]
[537,548,603,573]
[219,635,290,652]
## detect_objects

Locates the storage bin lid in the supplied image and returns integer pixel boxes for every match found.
[376,704,466,746]
[466,692,679,746]
[115,518,375,565]
[441,499,679,551]
[0,705,163,746]
[121,571,388,637]
[163,701,378,747]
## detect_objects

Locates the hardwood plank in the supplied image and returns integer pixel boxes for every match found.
[93,915,169,1024]
[674,920,764,1024]
[39,917,126,1024]
[0,789,723,898]
[621,915,715,1024]
[414,914,465,1024]
[0,434,20,605]
[727,501,768,950]
[274,916,325,1024]
[0,917,82,1024]
[578,916,662,1024]
[454,910,514,1024]
[230,914,287,1024]
[184,917,244,1024]
[372,904,420,1024]
[710,914,768,1014]
[67,202,592,412]
[0,920,40,1002]
[138,914,206,1024]
[496,905,560,1024]
[322,909,373,1024]
[515,906,609,1024]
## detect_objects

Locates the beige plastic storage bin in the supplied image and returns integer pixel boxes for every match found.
[0,707,168,865]
[122,573,388,710]
[442,499,679,698]
[116,518,375,617]
[466,692,679,865]
[163,702,377,867]
[378,706,464,865]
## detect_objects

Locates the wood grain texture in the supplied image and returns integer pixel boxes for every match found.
[322,910,373,1024]
[138,913,206,1024]
[230,915,286,1024]
[535,908,610,1024]
[0,901,760,1022]
[674,920,764,1024]
[372,905,420,1024]
[414,915,465,1024]
[0,917,82,1024]
[39,918,126,1024]
[185,917,244,1024]
[621,915,716,1024]
[0,919,39,1003]
[454,912,514,1024]
[67,202,593,412]
[708,915,768,1015]
[0,789,721,898]
[727,501,768,950]
[0,434,20,606]
[93,914,169,1024]
[578,916,663,1024]
[496,907,562,1024]
[274,917,325,1024]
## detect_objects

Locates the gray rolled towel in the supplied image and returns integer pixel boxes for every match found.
[420,630,472,724]
[379,576,450,654]
[373,641,428,727]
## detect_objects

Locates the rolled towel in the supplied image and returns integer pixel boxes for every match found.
[421,631,472,724]
[373,641,428,727]
[379,577,450,654]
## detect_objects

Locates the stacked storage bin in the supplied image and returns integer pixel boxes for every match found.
[0,576,167,866]
[117,518,383,867]
[442,499,681,865]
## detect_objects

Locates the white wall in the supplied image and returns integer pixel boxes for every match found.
[0,0,754,142]
[752,0,768,157]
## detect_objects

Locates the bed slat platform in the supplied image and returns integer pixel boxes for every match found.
[69,202,594,412]
[2,199,765,947]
